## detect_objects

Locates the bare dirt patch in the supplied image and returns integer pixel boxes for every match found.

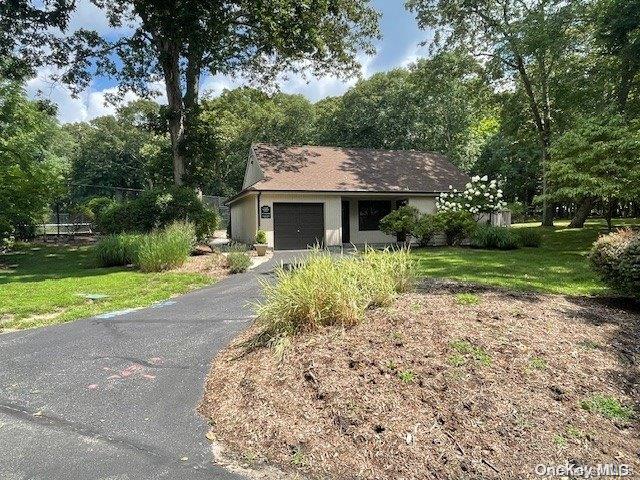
[199,282,640,480]
[172,253,228,278]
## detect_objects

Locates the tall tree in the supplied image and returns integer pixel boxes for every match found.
[0,0,75,80]
[547,115,640,230]
[0,82,71,240]
[593,0,640,115]
[406,0,584,226]
[29,0,379,187]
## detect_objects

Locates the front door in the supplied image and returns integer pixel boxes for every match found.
[341,200,350,244]
[273,203,325,250]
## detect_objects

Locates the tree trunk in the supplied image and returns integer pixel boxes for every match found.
[512,52,554,227]
[568,198,593,228]
[158,39,186,186]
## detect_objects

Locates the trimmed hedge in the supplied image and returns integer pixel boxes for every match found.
[589,229,640,299]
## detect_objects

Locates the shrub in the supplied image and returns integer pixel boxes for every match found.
[379,206,420,242]
[227,251,252,273]
[470,225,520,250]
[94,234,142,267]
[434,211,476,246]
[255,229,267,244]
[515,227,543,247]
[589,229,640,299]
[255,248,414,336]
[135,221,195,272]
[96,201,141,234]
[85,196,115,221]
[412,214,439,246]
[95,187,220,240]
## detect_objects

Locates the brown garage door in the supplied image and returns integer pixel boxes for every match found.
[273,203,324,250]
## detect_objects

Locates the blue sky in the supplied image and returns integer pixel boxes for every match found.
[26,1,430,123]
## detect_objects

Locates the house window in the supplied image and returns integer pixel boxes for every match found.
[358,200,392,231]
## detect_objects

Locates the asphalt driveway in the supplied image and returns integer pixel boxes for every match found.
[0,251,305,480]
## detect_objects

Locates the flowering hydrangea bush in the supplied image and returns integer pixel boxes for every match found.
[436,175,507,215]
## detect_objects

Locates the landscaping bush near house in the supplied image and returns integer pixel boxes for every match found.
[470,225,520,250]
[135,221,196,272]
[434,211,476,246]
[379,206,420,242]
[515,227,543,247]
[412,214,439,246]
[589,229,640,299]
[226,251,251,273]
[255,248,414,336]
[94,233,141,267]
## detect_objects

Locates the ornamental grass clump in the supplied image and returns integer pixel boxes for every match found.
[134,221,195,272]
[470,225,520,250]
[255,247,414,336]
[94,233,142,267]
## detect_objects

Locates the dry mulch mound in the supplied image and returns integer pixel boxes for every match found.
[199,282,640,480]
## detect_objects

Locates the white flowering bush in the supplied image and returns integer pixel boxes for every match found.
[436,175,507,215]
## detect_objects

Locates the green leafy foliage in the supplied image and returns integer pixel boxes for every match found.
[470,225,520,250]
[95,186,219,240]
[0,82,71,241]
[589,229,640,299]
[412,214,440,246]
[255,229,267,245]
[379,206,420,240]
[548,116,640,209]
[434,211,476,246]
[226,252,252,274]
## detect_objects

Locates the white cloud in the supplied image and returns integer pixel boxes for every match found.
[64,0,137,38]
[25,67,159,123]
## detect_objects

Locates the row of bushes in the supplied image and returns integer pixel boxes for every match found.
[94,221,195,272]
[256,248,414,336]
[86,187,220,240]
[380,207,541,250]
[590,229,639,299]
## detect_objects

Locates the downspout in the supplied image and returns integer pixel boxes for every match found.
[257,192,261,229]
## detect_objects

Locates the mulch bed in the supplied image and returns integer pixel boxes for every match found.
[199,281,640,480]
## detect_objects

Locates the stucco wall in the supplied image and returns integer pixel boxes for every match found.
[348,195,437,245]
[231,193,440,249]
[258,193,342,248]
[230,194,257,244]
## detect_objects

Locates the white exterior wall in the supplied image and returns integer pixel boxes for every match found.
[348,195,438,245]
[231,192,440,249]
[258,193,342,248]
[230,194,257,244]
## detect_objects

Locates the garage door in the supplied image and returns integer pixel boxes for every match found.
[273,203,324,250]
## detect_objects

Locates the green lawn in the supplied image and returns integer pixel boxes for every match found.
[412,218,639,296]
[0,243,214,332]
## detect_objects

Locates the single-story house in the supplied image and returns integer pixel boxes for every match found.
[228,144,469,250]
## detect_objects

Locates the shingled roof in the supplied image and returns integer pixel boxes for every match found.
[243,143,469,194]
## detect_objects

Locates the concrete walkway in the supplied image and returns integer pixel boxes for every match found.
[0,252,304,480]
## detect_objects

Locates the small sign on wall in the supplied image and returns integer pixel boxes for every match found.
[260,205,271,219]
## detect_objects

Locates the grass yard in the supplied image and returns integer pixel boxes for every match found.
[412,218,639,296]
[0,243,214,332]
